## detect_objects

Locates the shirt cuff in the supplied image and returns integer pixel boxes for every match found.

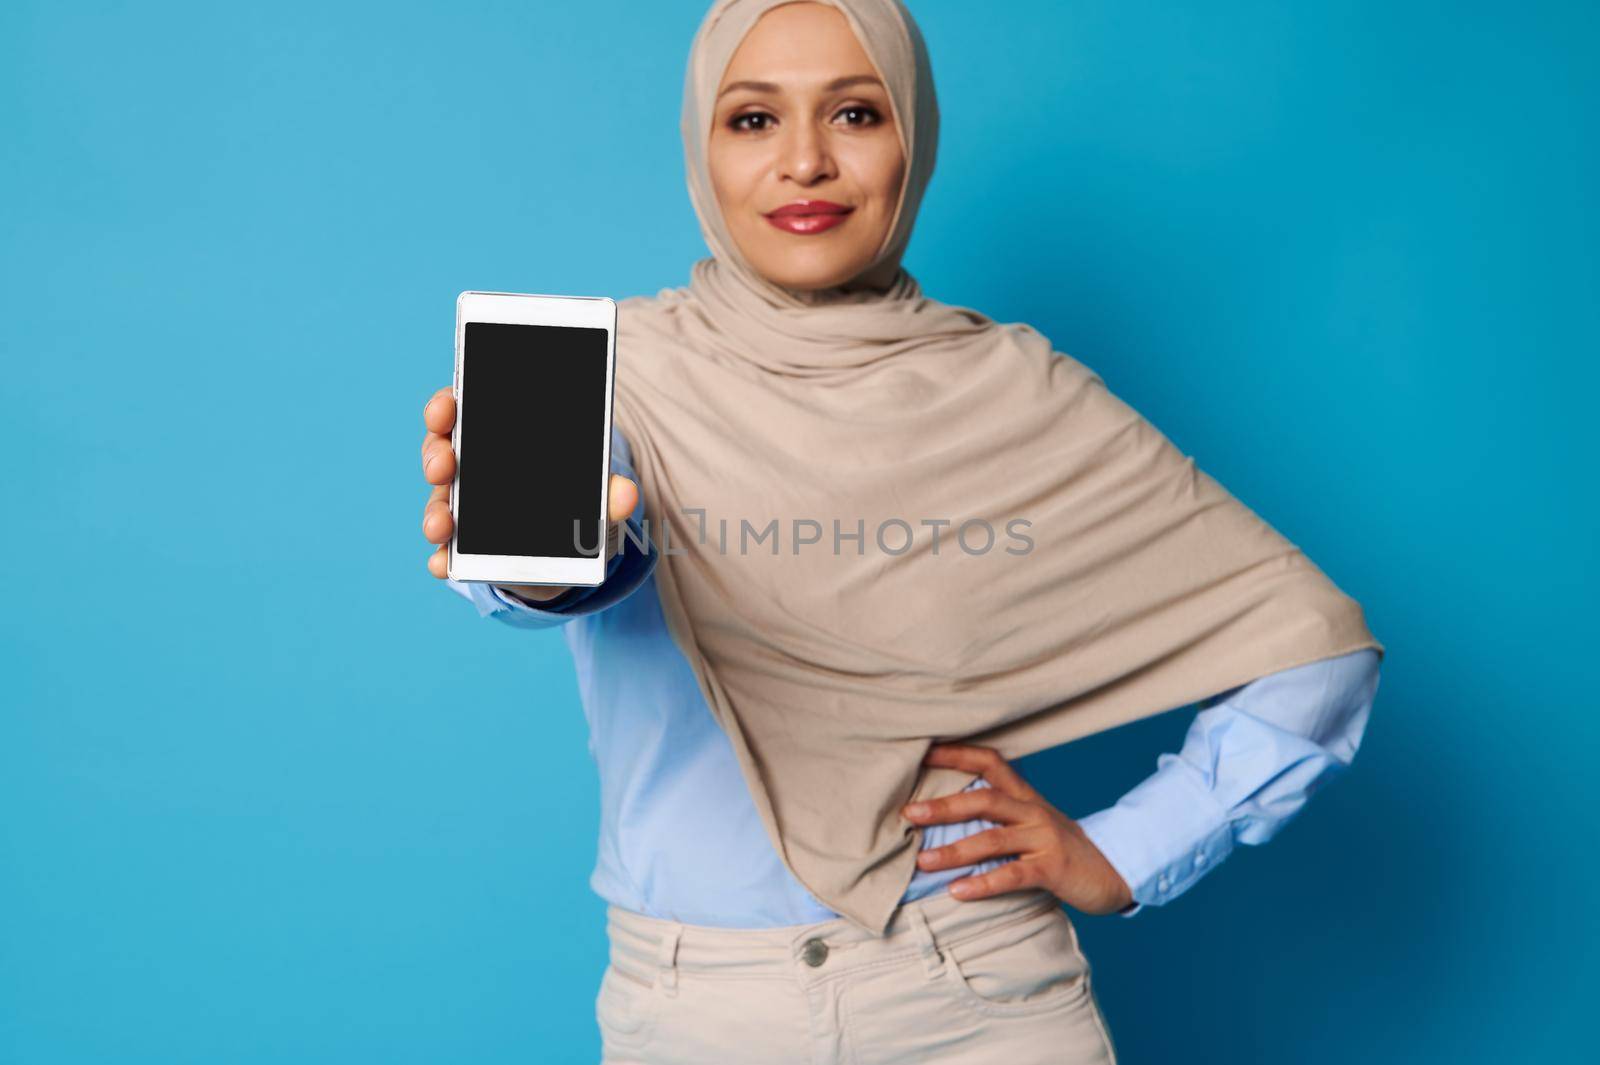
[490,580,597,614]
[1077,761,1236,915]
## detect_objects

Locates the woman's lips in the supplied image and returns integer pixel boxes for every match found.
[763,200,854,234]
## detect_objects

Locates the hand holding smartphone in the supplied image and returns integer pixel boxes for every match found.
[420,291,638,601]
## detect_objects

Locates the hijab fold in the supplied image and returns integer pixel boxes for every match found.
[611,0,1384,936]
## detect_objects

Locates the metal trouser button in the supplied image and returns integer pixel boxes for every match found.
[801,937,829,967]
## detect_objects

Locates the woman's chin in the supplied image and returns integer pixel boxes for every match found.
[755,259,880,294]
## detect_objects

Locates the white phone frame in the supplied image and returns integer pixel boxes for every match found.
[448,290,617,587]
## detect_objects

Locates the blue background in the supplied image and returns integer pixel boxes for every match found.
[3,1,1594,1061]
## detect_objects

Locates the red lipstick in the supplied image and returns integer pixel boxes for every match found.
[763,199,854,234]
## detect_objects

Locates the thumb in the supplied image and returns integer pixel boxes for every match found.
[608,475,639,523]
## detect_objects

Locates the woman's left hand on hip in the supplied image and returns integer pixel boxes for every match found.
[901,743,1134,916]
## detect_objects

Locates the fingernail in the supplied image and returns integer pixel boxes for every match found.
[905,803,928,819]
[950,881,973,897]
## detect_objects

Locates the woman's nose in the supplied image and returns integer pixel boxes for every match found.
[777,123,836,186]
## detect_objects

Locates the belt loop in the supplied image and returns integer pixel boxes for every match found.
[655,923,683,997]
[906,905,945,980]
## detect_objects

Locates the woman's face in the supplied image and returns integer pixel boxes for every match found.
[707,2,907,291]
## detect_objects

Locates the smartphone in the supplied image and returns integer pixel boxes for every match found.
[447,290,617,587]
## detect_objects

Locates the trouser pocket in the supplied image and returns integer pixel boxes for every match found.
[936,901,1093,1018]
[596,950,661,1055]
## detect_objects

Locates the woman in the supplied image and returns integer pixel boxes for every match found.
[419,1,1383,1061]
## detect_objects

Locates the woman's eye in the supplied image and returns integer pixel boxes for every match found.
[730,111,773,132]
[834,105,881,127]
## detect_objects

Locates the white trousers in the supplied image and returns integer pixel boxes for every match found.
[597,885,1118,1064]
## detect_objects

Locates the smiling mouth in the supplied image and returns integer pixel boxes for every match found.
[763,200,855,235]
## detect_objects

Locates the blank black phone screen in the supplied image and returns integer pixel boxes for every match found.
[456,321,609,558]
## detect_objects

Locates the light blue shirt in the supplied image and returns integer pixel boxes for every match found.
[447,428,1380,925]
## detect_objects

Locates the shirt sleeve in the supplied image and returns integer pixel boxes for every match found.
[1076,647,1382,915]
[441,424,658,630]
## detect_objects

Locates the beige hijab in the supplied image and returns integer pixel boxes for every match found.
[612,0,1384,937]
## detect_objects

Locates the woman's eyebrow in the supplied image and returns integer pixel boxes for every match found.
[717,74,883,99]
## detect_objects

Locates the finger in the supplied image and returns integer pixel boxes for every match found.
[421,426,452,463]
[902,786,1031,827]
[914,825,1024,873]
[427,543,449,579]
[948,859,1040,901]
[922,743,1040,803]
[423,437,456,484]
[424,386,456,435]
[608,475,639,523]
[423,492,454,544]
